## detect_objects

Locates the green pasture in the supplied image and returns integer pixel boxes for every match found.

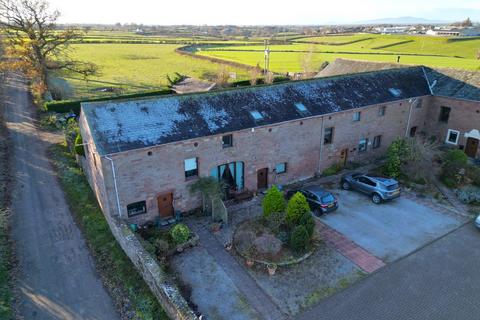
[197,50,479,72]
[65,43,249,98]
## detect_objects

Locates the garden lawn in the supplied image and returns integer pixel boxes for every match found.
[49,143,168,320]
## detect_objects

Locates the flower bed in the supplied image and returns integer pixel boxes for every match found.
[233,218,316,266]
[137,224,199,261]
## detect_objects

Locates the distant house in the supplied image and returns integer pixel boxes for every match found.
[426,29,460,36]
[428,26,480,37]
[458,27,480,37]
[375,26,410,34]
[79,65,480,223]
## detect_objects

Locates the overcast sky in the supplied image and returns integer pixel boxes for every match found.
[48,0,480,25]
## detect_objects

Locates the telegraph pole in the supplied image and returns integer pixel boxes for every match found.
[264,40,270,75]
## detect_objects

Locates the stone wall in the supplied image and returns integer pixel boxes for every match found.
[105,214,198,320]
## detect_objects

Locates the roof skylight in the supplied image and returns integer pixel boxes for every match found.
[249,110,264,121]
[388,88,402,97]
[295,102,310,115]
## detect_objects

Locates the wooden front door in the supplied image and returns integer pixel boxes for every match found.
[465,138,479,158]
[340,148,348,167]
[157,193,174,218]
[257,168,268,189]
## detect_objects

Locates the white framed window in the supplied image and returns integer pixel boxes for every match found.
[446,129,460,145]
[353,111,361,122]
[184,157,198,178]
[378,106,386,117]
[127,201,147,217]
[275,162,287,174]
[358,138,368,153]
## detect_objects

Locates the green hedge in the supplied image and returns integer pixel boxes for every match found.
[44,88,174,114]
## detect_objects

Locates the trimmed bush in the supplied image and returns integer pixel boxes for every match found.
[289,225,310,253]
[44,88,173,114]
[443,149,468,167]
[74,133,85,156]
[262,185,286,218]
[264,210,286,234]
[285,192,310,228]
[299,212,315,237]
[170,224,191,245]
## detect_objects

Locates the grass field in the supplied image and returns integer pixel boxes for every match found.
[61,32,479,99]
[197,50,480,72]
[66,43,249,98]
[194,33,480,72]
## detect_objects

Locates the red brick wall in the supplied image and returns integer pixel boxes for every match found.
[81,95,479,223]
[93,97,431,222]
[424,96,480,156]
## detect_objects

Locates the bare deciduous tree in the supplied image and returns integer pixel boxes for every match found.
[0,0,97,98]
[403,137,440,182]
[214,66,230,87]
[264,71,274,84]
[249,63,262,86]
[300,45,316,79]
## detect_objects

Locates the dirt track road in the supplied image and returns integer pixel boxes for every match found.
[2,73,119,320]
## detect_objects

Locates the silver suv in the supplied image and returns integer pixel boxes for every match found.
[341,173,401,204]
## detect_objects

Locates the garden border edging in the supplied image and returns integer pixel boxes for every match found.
[233,220,315,267]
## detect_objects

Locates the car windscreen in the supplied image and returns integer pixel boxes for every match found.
[320,194,335,203]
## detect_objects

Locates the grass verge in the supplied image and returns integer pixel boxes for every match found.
[0,93,14,319]
[49,142,168,320]
[0,208,13,320]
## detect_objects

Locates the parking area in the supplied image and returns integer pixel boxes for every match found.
[319,188,465,262]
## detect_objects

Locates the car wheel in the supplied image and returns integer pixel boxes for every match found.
[341,181,351,190]
[315,208,324,216]
[372,193,382,204]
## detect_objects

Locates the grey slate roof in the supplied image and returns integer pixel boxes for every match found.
[424,68,480,101]
[82,67,431,155]
[316,58,480,101]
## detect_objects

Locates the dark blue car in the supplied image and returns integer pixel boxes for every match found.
[286,185,338,215]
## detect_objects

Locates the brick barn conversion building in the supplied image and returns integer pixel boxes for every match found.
[78,65,480,223]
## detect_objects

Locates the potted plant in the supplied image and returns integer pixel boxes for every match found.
[267,263,277,276]
[210,222,221,232]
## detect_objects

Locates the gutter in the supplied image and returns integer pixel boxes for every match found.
[104,156,122,218]
[405,98,416,137]
[421,67,434,95]
[318,116,325,174]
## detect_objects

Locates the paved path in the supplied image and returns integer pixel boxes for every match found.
[3,74,119,320]
[297,222,479,320]
[316,222,385,273]
[192,225,285,320]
